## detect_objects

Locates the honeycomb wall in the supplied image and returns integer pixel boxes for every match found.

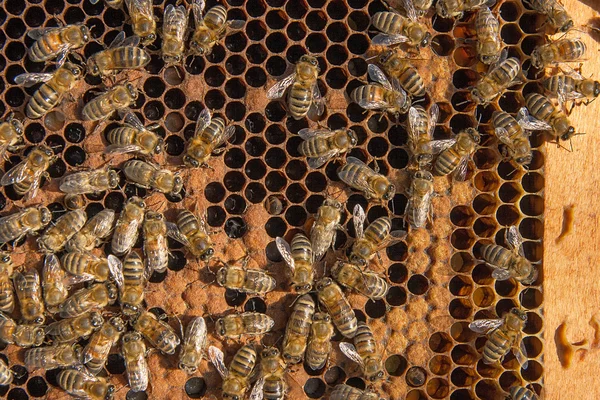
[0,0,544,399]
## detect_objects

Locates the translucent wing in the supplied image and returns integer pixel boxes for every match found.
[59,172,93,194]
[249,377,265,400]
[516,107,551,131]
[400,0,418,20]
[124,111,147,131]
[191,0,206,27]
[14,73,54,87]
[266,73,297,100]
[353,204,366,239]
[371,33,410,46]
[115,218,142,253]
[357,98,392,110]
[28,27,60,40]
[491,268,512,280]
[184,317,207,351]
[208,345,228,378]
[166,222,190,246]
[408,106,422,144]
[164,5,188,42]
[468,318,504,334]
[338,157,378,198]
[211,126,235,151]
[506,226,525,256]
[107,255,124,288]
[126,0,154,20]
[428,103,439,138]
[307,153,337,169]
[429,139,456,154]
[90,210,116,237]
[195,108,212,136]
[494,127,513,146]
[108,32,126,48]
[1,158,31,186]
[515,338,529,370]
[298,128,334,140]
[453,156,469,181]
[368,64,393,91]
[310,81,325,117]
[339,342,364,366]
[275,237,295,275]
[413,190,433,229]
[228,20,246,30]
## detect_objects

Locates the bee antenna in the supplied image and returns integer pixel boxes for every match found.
[455,99,471,107]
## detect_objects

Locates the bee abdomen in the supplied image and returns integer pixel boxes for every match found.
[245,270,276,293]
[288,83,311,119]
[482,331,510,364]
[291,233,312,263]
[364,217,391,244]
[372,12,402,34]
[29,35,58,62]
[433,148,459,176]
[229,345,256,378]
[330,301,357,338]
[264,378,285,400]
[399,67,426,97]
[107,127,137,146]
[204,5,228,28]
[0,282,14,313]
[113,47,150,69]
[27,83,60,119]
[480,244,511,267]
[299,137,329,157]
[176,210,199,236]
[354,322,376,356]
[199,118,226,143]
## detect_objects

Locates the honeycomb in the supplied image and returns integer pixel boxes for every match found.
[0,0,547,399]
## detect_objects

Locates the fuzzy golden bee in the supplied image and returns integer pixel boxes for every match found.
[332,261,389,300]
[15,62,83,119]
[0,112,24,159]
[106,112,163,156]
[57,367,115,400]
[475,6,502,65]
[1,144,57,200]
[407,104,455,169]
[122,331,149,392]
[305,312,334,371]
[111,196,146,256]
[161,4,188,65]
[316,278,358,338]
[405,170,434,229]
[433,127,480,180]
[215,257,276,295]
[124,160,183,198]
[176,209,214,260]
[83,316,126,375]
[61,252,122,283]
[0,253,14,313]
[215,312,275,339]
[310,198,343,261]
[125,0,157,45]
[142,210,185,275]
[276,233,315,294]
[521,93,576,141]
[338,157,396,202]
[209,345,256,400]
[298,127,358,169]
[377,50,427,98]
[436,0,495,19]
[267,55,325,120]
[492,110,533,167]
[25,343,83,370]
[190,0,245,56]
[471,56,521,105]
[132,310,180,355]
[82,83,139,121]
[531,38,586,70]
[58,282,118,319]
[42,254,74,312]
[523,0,573,32]
[183,108,235,168]
[340,322,385,382]
[250,347,287,400]
[351,65,411,117]
[113,251,147,316]
[330,384,381,400]
[178,317,208,374]
[282,294,315,364]
[27,23,90,63]
[542,70,600,106]
[0,205,51,244]
[371,3,431,49]
[469,307,529,368]
[87,32,150,77]
[46,311,104,343]
[38,209,87,253]
[0,311,45,347]
[14,269,45,324]
[66,209,116,253]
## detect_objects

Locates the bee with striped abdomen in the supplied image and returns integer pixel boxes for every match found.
[125,0,157,45]
[469,307,529,369]
[106,112,163,156]
[42,253,76,312]
[215,257,276,295]
[122,331,149,392]
[0,311,45,347]
[339,321,385,382]
[57,367,115,400]
[531,38,586,70]
[282,294,315,364]
[0,205,51,244]
[332,261,389,300]
[27,24,90,63]
[475,6,502,65]
[310,198,343,261]
[509,385,540,400]
[46,311,104,343]
[298,127,358,169]
[523,0,573,32]
[433,128,480,180]
[161,4,188,65]
[124,160,183,199]
[338,157,396,202]
[176,209,214,260]
[60,252,122,283]
[1,145,57,200]
[0,112,24,159]
[377,50,427,98]
[471,55,521,105]
[316,278,358,338]
[38,209,87,253]
[267,55,325,120]
[190,0,245,56]
[83,316,126,375]
[132,310,180,355]
[87,32,150,77]
[178,317,208,374]
[351,65,411,117]
[66,209,116,253]
[58,282,118,318]
[521,93,576,141]
[114,251,147,316]
[250,346,287,400]
[15,62,83,119]
[436,0,495,19]
[82,83,139,121]
[215,312,275,339]
[142,211,186,275]
[183,108,235,168]
[542,69,600,107]
[405,170,434,229]
[209,345,256,400]
[111,196,146,256]
[14,269,45,324]
[492,110,533,167]
[330,384,381,400]
[276,233,315,294]
[372,0,431,49]
[0,253,14,313]
[305,312,334,371]
[25,343,83,369]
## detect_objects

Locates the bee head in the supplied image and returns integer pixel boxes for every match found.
[294,283,312,293]
[164,54,182,64]
[415,170,433,181]
[126,83,139,100]
[516,154,532,167]
[80,25,91,42]
[178,361,196,374]
[301,55,320,70]
[0,254,10,263]
[560,126,576,141]
[104,384,115,400]
[316,277,332,291]
[172,175,184,195]
[34,315,46,324]
[87,58,101,76]
[522,267,539,285]
[107,169,119,189]
[200,248,214,261]
[154,137,165,154]
[560,19,574,32]
[91,312,104,328]
[216,267,228,286]
[183,155,200,168]
[262,347,280,358]
[347,129,358,146]
[594,81,600,97]
[216,319,226,337]
[142,33,156,44]
[39,206,52,225]
[419,32,431,49]
[383,184,396,201]
[190,40,206,56]
[465,128,481,144]
[106,282,119,302]
[470,88,484,105]
[8,114,24,134]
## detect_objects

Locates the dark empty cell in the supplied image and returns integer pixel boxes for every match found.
[207,205,226,227]
[226,102,246,122]
[184,101,204,121]
[453,68,479,89]
[7,388,28,400]
[266,124,286,144]
[407,274,429,295]
[265,101,287,122]
[224,147,247,169]
[225,289,246,306]
[105,353,126,374]
[266,56,287,77]
[306,33,327,53]
[304,378,326,399]
[5,87,25,107]
[46,134,65,154]
[432,34,455,56]
[168,252,188,271]
[206,44,226,63]
[146,55,165,75]
[47,158,66,178]
[205,182,226,203]
[286,159,307,180]
[387,147,410,170]
[325,68,348,90]
[286,44,308,64]
[367,114,389,134]
[205,90,226,110]
[348,10,370,31]
[266,9,288,29]
[143,101,165,121]
[164,135,184,155]
[6,65,25,86]
[64,145,86,167]
[185,55,205,75]
[244,137,267,157]
[245,297,267,313]
[246,20,267,41]
[104,7,126,27]
[45,0,65,13]
[245,113,266,134]
[388,125,407,146]
[367,137,389,157]
[164,89,186,109]
[499,1,519,21]
[245,182,266,204]
[163,66,184,86]
[325,114,346,130]
[451,228,475,250]
[225,216,247,238]
[286,119,309,137]
[326,0,348,19]
[264,147,286,169]
[24,123,45,144]
[499,92,522,113]
[386,285,407,306]
[104,192,125,211]
[386,241,407,261]
[126,391,148,400]
[246,0,267,16]
[124,183,147,199]
[11,365,28,385]
[364,298,386,318]
[184,377,207,399]
[285,0,308,18]
[266,171,287,192]
[266,32,288,53]
[348,57,367,77]
[348,0,367,7]
[205,66,226,87]
[519,12,545,34]
[265,216,286,238]
[345,377,366,390]
[245,66,267,87]
[27,376,48,397]
[222,57,246,80]
[306,10,327,31]
[304,172,327,192]
[223,171,246,192]
[501,23,522,45]
[325,46,348,68]
[224,79,246,99]
[6,0,26,15]
[286,183,307,203]
[225,32,247,53]
[520,195,544,217]
[87,17,106,39]
[347,33,369,55]
[6,41,26,61]
[244,159,267,180]
[287,22,307,42]
[450,113,475,133]
[245,44,267,66]
[143,77,165,98]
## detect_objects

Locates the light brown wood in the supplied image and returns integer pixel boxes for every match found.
[543,1,600,399]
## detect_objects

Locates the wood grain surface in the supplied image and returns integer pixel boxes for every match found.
[543,1,600,399]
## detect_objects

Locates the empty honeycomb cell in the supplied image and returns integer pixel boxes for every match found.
[165,112,184,133]
[473,148,500,170]
[246,44,267,65]
[164,88,186,109]
[430,355,452,376]
[185,56,206,75]
[473,217,498,238]
[451,228,475,250]
[266,9,288,29]
[24,122,45,143]
[523,335,543,359]
[364,298,386,318]
[265,101,287,123]
[496,204,521,226]
[477,359,502,379]
[285,205,307,227]
[304,377,326,399]
[245,137,267,157]
[498,91,522,114]
[473,286,496,307]
[388,263,408,284]
[63,145,86,167]
[265,216,286,238]
[163,66,184,86]
[205,66,226,87]
[225,32,248,53]
[406,389,428,400]
[306,10,327,31]
[245,297,268,313]
[26,376,48,398]
[6,0,26,15]
[498,182,522,203]
[143,100,165,120]
[519,194,544,217]
[427,377,450,399]
[501,23,522,45]
[6,41,26,61]
[206,45,226,64]
[386,241,408,262]
[347,34,370,57]
[223,171,246,192]
[452,68,479,90]
[225,78,247,99]
[11,365,28,385]
[87,17,105,38]
[244,182,266,204]
[5,87,25,107]
[450,205,476,227]
[287,21,307,42]
[246,112,266,134]
[520,34,545,56]
[327,113,348,130]
[286,183,307,203]
[521,172,543,193]
[325,67,348,89]
[286,118,309,136]
[163,135,183,155]
[285,159,307,180]
[521,359,543,381]
[407,274,429,295]
[449,275,473,296]
[473,193,498,215]
[6,17,26,39]
[263,147,286,169]
[474,171,501,193]
[386,285,407,306]
[498,370,520,392]
[519,12,545,34]
[499,1,520,21]
[449,298,473,320]
[266,31,288,53]
[429,331,453,353]
[8,388,28,400]
[382,354,407,377]
[451,367,478,387]
[225,288,247,307]
[184,377,207,399]
[347,57,367,78]
[265,124,286,145]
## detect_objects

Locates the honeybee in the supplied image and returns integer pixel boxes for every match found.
[0,205,51,244]
[385,0,433,17]
[405,170,434,229]
[190,0,245,56]
[15,62,83,119]
[407,104,452,169]
[209,345,256,400]
[377,51,427,98]
[42,254,75,312]
[250,347,287,400]
[298,127,358,169]
[183,108,235,168]
[305,312,334,370]
[0,311,45,347]
[142,211,186,275]
[61,252,122,283]
[215,312,275,339]
[310,198,343,261]
[371,2,431,49]
[176,209,214,260]
[340,322,385,382]
[178,316,208,374]
[25,343,83,369]
[471,56,521,105]
[0,358,12,385]
[521,93,575,141]
[351,65,411,117]
[0,253,14,313]
[330,384,381,400]
[282,294,315,364]
[531,38,586,70]
[83,316,126,375]
[316,278,358,338]
[125,0,157,45]
[38,209,87,253]
[510,385,539,400]
[469,307,529,368]
[123,160,184,198]
[523,0,573,32]
[215,257,276,295]
[14,269,45,324]
[480,225,538,284]
[1,145,57,200]
[162,4,188,65]
[27,24,90,63]
[122,332,149,392]
[0,112,24,159]
[542,70,600,106]
[436,0,495,19]
[57,367,115,400]
[433,127,480,180]
[338,157,396,202]
[276,233,314,294]
[132,310,180,355]
[66,209,116,253]
[58,282,118,318]
[87,32,150,77]
[332,261,390,300]
[46,311,104,343]
[475,7,502,65]
[106,112,163,156]
[114,251,147,316]
[266,55,325,120]
[111,196,146,256]
[492,110,532,167]
[350,204,405,268]
[81,83,139,121]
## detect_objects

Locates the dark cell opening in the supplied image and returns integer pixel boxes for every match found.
[185,101,204,121]
[265,171,287,192]
[246,113,266,133]
[365,299,386,318]
[104,192,125,212]
[285,205,307,226]
[266,9,288,29]
[287,21,307,41]
[143,101,165,121]
[205,90,226,110]
[286,183,307,203]
[386,286,407,306]
[164,88,186,109]
[347,33,369,55]
[265,216,287,238]
[225,32,247,53]
[432,34,455,56]
[168,250,186,272]
[64,123,85,143]
[165,135,184,156]
[326,68,348,89]
[185,56,206,75]
[225,217,247,238]
[25,123,45,144]
[266,101,287,122]
[225,79,246,99]
[307,33,327,53]
[246,20,267,41]
[149,269,167,283]
[106,353,126,374]
[326,0,348,19]
[285,159,307,180]
[145,55,165,75]
[264,148,287,169]
[245,137,267,157]
[286,0,308,18]
[6,87,25,107]
[126,391,148,400]
[246,44,268,64]
[104,7,126,27]
[64,6,85,24]
[224,171,246,192]
[225,194,247,214]
[246,0,267,17]
[207,206,226,227]
[266,32,288,53]
[11,365,28,385]
[205,182,226,203]
[266,125,286,145]
[6,42,25,61]
[205,66,226,87]
[246,66,267,87]
[266,56,287,76]
[64,146,86,167]
[304,378,326,398]
[324,366,346,385]
[245,297,267,313]
[6,18,26,39]
[27,376,48,397]
[501,23,522,45]
[245,182,267,204]
[326,45,349,66]
[206,44,226,63]
[185,377,207,398]
[367,137,389,157]
[345,377,366,390]
[7,388,28,400]
[165,112,184,132]
[286,44,307,64]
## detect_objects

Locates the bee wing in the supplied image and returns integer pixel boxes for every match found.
[307,153,337,169]
[275,237,295,275]
[368,64,393,91]
[516,107,551,131]
[428,103,439,138]
[107,255,124,288]
[108,31,127,48]
[126,0,154,20]
[90,210,116,237]
[105,144,145,155]
[407,106,422,144]
[184,317,207,350]
[164,5,188,42]
[413,191,433,229]
[266,73,297,100]
[357,98,392,110]
[310,81,325,117]
[353,204,366,239]
[124,111,147,131]
[338,157,378,197]
[297,128,334,140]
[491,268,512,281]
[59,173,92,194]
[453,156,469,181]
[468,318,504,334]
[429,138,456,155]
[0,310,14,323]
[43,253,67,287]
[82,337,113,365]
[14,73,54,87]
[506,226,525,256]
[514,337,529,370]
[28,27,60,40]
[494,127,513,147]
[55,46,72,67]
[166,222,190,246]
[117,218,143,252]
[249,377,265,400]
[212,126,236,150]
[208,345,229,378]
[339,342,364,367]
[195,108,212,135]
[399,0,418,20]
[372,33,410,47]
[191,0,206,26]
[1,158,31,186]
[227,20,246,30]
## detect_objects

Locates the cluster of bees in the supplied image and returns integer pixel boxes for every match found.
[0,0,591,398]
